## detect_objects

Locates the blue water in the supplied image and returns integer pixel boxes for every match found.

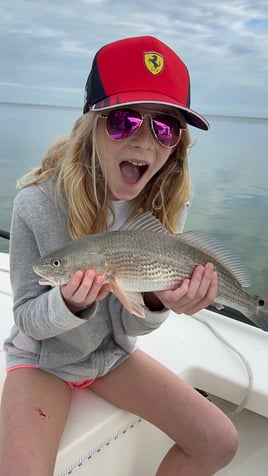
[0,102,268,295]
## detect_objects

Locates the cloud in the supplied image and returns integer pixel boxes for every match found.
[0,81,81,95]
[0,0,267,116]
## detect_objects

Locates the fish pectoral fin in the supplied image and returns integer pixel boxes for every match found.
[109,278,145,318]
[123,291,146,318]
[212,301,225,311]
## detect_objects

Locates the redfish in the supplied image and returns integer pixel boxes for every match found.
[33,213,268,330]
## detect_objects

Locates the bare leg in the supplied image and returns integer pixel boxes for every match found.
[91,349,238,476]
[0,368,72,476]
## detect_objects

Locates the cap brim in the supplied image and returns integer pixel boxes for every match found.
[89,91,209,130]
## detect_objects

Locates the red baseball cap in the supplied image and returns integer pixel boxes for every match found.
[83,35,209,130]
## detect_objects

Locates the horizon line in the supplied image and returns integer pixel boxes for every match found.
[0,100,267,122]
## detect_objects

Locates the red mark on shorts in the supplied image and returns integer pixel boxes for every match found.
[35,407,49,419]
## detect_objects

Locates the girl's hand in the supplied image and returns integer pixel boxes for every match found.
[154,263,218,315]
[61,269,111,314]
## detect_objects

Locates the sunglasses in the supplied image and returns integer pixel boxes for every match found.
[100,108,185,148]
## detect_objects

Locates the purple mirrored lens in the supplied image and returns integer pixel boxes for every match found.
[106,110,142,140]
[105,109,181,147]
[152,114,180,147]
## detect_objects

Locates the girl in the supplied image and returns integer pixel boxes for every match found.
[0,36,238,475]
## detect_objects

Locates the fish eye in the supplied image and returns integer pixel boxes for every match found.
[52,259,62,268]
[258,299,265,307]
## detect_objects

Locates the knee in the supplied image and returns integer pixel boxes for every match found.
[222,422,239,467]
[206,416,239,471]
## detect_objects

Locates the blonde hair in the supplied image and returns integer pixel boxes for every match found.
[18,110,192,237]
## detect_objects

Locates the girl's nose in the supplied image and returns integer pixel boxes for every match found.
[130,116,155,148]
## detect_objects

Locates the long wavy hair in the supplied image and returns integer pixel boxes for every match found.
[18,109,192,237]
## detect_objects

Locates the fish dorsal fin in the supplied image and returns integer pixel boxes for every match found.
[178,230,252,288]
[120,212,168,234]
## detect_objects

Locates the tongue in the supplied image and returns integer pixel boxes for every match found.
[120,162,142,184]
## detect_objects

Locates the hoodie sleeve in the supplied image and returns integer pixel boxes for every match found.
[9,188,97,340]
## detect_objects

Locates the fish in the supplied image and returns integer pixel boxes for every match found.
[33,212,268,331]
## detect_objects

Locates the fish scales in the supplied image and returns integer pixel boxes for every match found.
[101,230,187,290]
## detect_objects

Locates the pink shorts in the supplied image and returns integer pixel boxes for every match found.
[7,365,96,390]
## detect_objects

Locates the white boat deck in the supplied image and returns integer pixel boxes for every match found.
[1,251,268,475]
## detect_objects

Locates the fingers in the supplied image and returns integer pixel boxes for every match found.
[61,269,111,314]
[155,263,218,316]
[184,263,218,314]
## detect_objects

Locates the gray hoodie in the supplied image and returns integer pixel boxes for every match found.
[4,180,169,382]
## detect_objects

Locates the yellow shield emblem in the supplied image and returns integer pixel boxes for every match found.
[144,53,164,75]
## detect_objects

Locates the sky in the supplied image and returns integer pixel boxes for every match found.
[0,0,267,117]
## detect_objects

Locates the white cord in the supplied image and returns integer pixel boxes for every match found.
[192,314,253,416]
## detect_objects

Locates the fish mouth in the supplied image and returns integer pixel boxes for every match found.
[119,160,149,185]
[33,265,58,287]
[38,277,56,287]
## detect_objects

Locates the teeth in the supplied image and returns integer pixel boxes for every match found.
[128,161,147,166]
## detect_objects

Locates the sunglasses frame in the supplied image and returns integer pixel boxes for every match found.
[100,108,186,148]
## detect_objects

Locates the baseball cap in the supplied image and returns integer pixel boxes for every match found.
[83,35,209,130]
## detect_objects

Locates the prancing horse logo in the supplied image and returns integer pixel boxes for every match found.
[144,53,164,75]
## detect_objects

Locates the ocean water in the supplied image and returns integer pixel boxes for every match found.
[0,102,267,296]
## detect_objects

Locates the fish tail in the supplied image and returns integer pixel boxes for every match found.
[253,311,268,331]
[257,295,268,313]
[246,295,268,331]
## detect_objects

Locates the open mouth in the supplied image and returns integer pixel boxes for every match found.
[33,266,56,286]
[119,161,149,185]
[38,277,55,286]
